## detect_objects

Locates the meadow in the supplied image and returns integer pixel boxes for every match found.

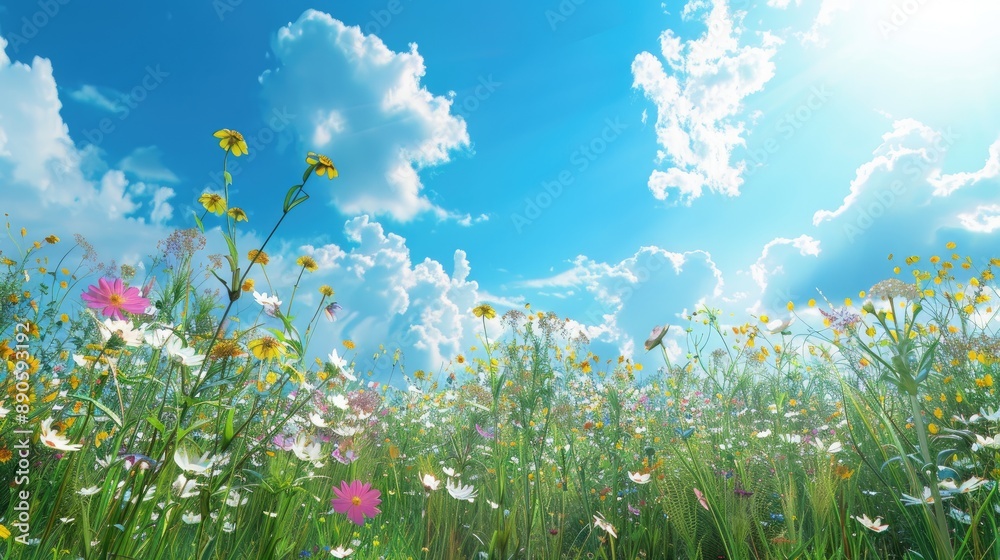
[1,132,999,560]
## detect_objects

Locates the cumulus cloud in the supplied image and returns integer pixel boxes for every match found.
[259,10,472,222]
[514,247,725,359]
[751,118,1000,305]
[262,215,492,372]
[0,36,170,259]
[632,0,780,204]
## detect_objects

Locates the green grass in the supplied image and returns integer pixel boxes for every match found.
[1,144,999,559]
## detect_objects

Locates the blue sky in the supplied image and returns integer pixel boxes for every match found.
[2,0,1000,380]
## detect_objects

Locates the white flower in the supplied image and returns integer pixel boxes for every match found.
[181,512,202,524]
[812,438,842,454]
[98,318,145,347]
[291,434,324,466]
[173,447,215,475]
[253,291,282,315]
[593,512,617,538]
[173,474,200,498]
[333,425,362,437]
[756,430,772,438]
[628,471,651,484]
[0,401,9,419]
[943,476,988,494]
[330,394,350,411]
[309,413,329,428]
[980,406,1000,422]
[972,434,1000,451]
[78,486,101,496]
[330,546,354,558]
[164,337,205,368]
[328,349,348,370]
[40,418,83,452]
[852,513,888,533]
[144,326,173,347]
[767,317,795,334]
[779,434,802,444]
[443,467,458,478]
[446,479,478,502]
[421,473,441,492]
[901,487,951,506]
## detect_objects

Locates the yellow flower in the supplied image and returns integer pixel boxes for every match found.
[319,285,335,297]
[241,279,255,292]
[808,298,816,307]
[248,336,286,360]
[306,152,338,179]
[45,235,60,244]
[213,129,249,157]
[945,241,957,250]
[786,301,794,311]
[248,249,270,265]
[227,207,248,222]
[198,193,227,215]
[472,303,497,319]
[265,371,278,384]
[296,255,319,272]
[343,339,355,350]
[0,523,10,539]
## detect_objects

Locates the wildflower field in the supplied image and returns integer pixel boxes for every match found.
[2,138,1000,560]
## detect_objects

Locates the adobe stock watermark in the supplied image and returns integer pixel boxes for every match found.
[3,0,71,54]
[745,84,832,177]
[81,65,170,147]
[200,107,295,192]
[878,0,934,39]
[11,322,35,545]
[511,117,628,233]
[842,127,958,243]
[545,0,586,31]
[453,75,502,117]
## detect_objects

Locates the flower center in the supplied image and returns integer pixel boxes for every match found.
[109,294,124,306]
[351,496,361,506]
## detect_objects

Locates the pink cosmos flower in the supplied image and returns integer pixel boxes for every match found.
[81,278,150,320]
[331,480,381,526]
[694,487,710,511]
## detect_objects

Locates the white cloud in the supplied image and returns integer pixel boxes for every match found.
[0,36,170,256]
[632,0,780,203]
[957,205,1000,233]
[260,10,472,222]
[69,84,122,114]
[767,0,801,8]
[798,0,852,46]
[928,138,1000,196]
[752,117,999,311]
[270,215,492,371]
[117,146,179,183]
[514,247,725,359]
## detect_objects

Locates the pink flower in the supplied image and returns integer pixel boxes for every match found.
[694,487,710,511]
[81,278,150,320]
[331,480,381,526]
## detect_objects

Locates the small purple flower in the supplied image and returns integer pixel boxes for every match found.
[332,447,357,464]
[628,503,641,516]
[273,434,296,451]
[475,424,495,440]
[820,307,861,331]
[324,302,343,322]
